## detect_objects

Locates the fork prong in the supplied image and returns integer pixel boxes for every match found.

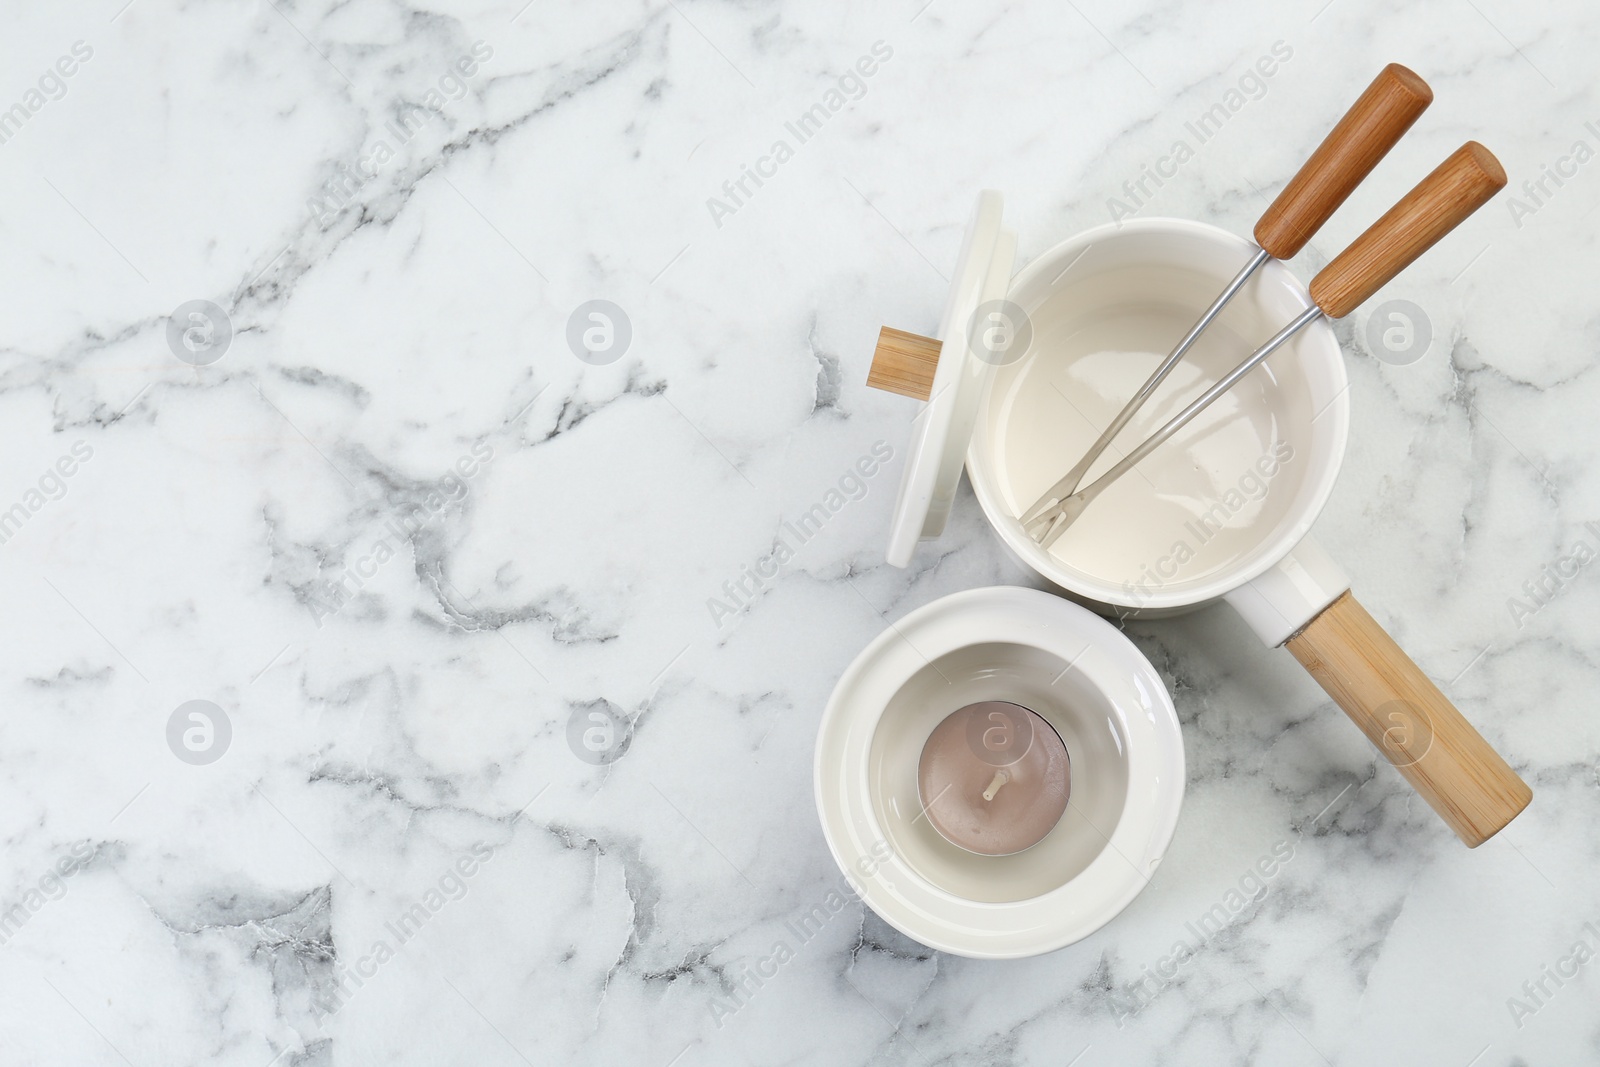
[1022,513,1055,543]
[1039,496,1088,548]
[1020,495,1064,532]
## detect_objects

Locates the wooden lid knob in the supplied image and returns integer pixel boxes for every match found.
[866,326,940,401]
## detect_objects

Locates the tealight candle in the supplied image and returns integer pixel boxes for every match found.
[916,701,1070,856]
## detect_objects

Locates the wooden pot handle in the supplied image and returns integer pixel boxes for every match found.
[1286,592,1531,846]
[1310,141,1507,319]
[1254,63,1433,261]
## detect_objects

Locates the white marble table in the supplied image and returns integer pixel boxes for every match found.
[0,1,1595,1064]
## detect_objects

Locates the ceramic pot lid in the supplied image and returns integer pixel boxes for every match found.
[884,191,1017,568]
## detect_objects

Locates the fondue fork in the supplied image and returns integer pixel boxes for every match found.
[1020,64,1432,531]
[1028,142,1507,546]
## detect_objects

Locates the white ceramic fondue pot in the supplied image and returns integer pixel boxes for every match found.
[869,190,1530,848]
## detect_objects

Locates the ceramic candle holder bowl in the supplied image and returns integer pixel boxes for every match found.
[815,586,1184,959]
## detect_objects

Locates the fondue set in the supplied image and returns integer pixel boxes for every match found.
[814,65,1531,958]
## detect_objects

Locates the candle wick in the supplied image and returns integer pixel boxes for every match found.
[982,770,1010,802]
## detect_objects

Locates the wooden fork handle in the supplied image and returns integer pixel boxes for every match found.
[1310,141,1507,319]
[1254,63,1433,260]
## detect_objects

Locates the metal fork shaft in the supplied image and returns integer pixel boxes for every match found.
[1019,246,1272,531]
[1037,304,1326,547]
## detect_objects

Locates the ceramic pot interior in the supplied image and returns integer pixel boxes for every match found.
[969,221,1347,610]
